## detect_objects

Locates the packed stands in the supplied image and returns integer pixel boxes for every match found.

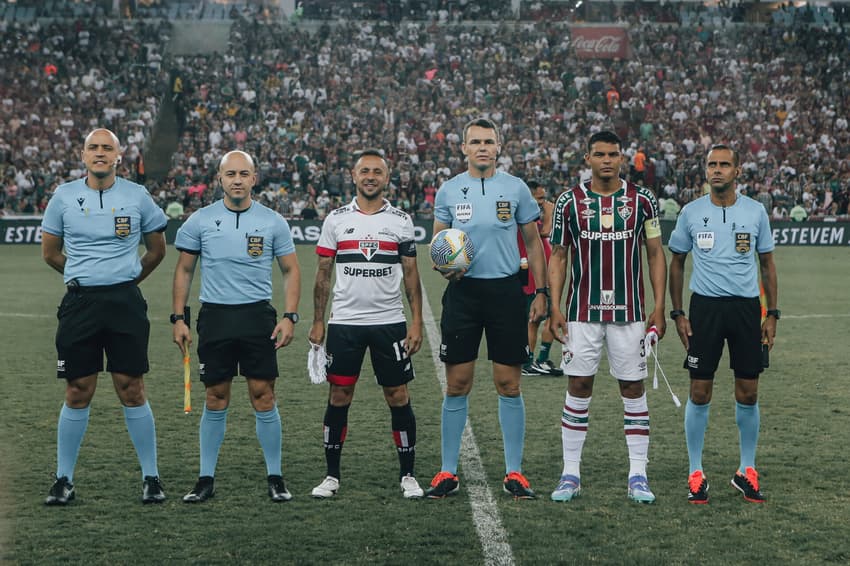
[1,2,848,221]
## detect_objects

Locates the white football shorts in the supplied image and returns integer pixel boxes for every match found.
[560,321,648,381]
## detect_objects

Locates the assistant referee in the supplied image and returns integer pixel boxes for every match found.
[41,128,169,505]
[173,150,301,503]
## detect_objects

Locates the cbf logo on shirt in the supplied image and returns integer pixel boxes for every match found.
[496,201,512,222]
[735,232,751,254]
[114,216,131,238]
[247,235,264,257]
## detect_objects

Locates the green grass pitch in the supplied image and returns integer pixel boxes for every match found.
[0,244,848,565]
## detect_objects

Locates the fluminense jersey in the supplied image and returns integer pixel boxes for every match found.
[668,193,774,298]
[41,177,168,285]
[175,200,296,304]
[551,179,661,322]
[316,198,416,325]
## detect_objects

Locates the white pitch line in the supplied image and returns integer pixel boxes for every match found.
[420,291,515,566]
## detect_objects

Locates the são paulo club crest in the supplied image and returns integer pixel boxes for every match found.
[359,240,379,260]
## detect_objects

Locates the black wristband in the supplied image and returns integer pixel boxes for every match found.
[766,309,780,320]
[535,287,550,297]
[670,309,685,320]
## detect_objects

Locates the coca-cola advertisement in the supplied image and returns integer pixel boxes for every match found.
[570,26,630,60]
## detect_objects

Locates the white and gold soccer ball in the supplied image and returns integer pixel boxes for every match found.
[430,228,474,273]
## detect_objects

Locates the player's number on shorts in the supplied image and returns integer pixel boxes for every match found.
[392,339,409,361]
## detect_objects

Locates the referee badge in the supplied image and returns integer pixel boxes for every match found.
[735,232,751,254]
[496,200,512,222]
[247,235,264,257]
[114,216,131,238]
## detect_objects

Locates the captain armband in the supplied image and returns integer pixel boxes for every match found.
[644,217,661,239]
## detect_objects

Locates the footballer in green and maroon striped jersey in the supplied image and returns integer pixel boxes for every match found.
[550,179,661,323]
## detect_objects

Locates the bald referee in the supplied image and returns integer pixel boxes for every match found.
[173,150,301,503]
[41,128,168,505]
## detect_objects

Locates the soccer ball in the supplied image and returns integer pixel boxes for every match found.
[430,228,474,272]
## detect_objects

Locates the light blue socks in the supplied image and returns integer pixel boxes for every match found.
[440,395,468,474]
[56,403,90,482]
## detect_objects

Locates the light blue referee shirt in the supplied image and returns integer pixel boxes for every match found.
[668,194,774,298]
[434,171,540,279]
[175,200,295,304]
[41,177,168,285]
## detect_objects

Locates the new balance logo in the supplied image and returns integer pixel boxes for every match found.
[345,228,355,234]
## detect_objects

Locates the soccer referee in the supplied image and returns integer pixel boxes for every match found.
[41,128,168,505]
[173,150,301,503]
[669,144,779,504]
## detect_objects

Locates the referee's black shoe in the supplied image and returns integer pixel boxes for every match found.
[45,475,75,506]
[142,476,166,504]
[268,475,293,502]
[183,476,215,503]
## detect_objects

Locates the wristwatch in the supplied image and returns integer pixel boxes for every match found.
[670,309,685,320]
[535,287,550,298]
[169,313,185,324]
[282,312,299,323]
[766,309,781,320]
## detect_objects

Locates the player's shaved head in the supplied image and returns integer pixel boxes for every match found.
[84,128,120,147]
[219,150,256,172]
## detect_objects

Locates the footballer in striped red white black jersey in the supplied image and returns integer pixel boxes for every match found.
[316,198,416,325]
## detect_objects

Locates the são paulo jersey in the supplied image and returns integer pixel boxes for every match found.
[175,200,295,304]
[41,177,168,285]
[551,179,661,322]
[316,198,416,325]
[668,193,774,298]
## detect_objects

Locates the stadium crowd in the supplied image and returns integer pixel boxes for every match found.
[1,3,849,222]
[0,17,170,215]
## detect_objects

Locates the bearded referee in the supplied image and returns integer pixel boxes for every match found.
[173,150,301,503]
[41,128,168,505]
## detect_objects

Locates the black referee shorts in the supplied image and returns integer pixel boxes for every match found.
[55,281,150,380]
[439,275,529,366]
[685,293,763,379]
[196,301,279,384]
